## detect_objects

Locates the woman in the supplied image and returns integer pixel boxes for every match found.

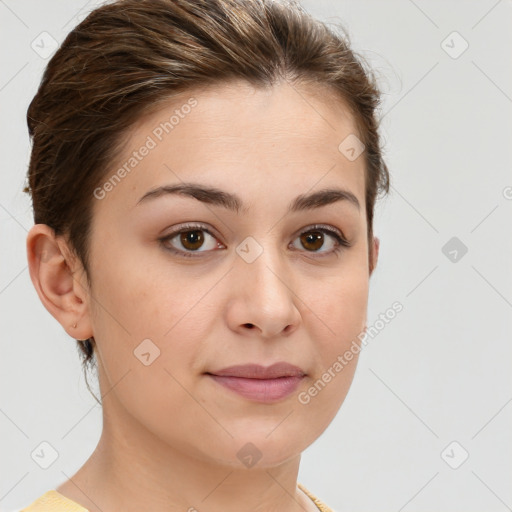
[21,0,389,510]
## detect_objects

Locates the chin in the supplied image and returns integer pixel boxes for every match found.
[200,422,316,470]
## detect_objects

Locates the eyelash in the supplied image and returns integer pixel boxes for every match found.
[158,223,351,258]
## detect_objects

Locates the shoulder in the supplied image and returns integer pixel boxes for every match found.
[18,490,89,512]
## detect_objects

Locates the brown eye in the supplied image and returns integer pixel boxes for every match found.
[180,230,204,250]
[300,231,324,251]
[291,226,347,255]
[162,226,221,255]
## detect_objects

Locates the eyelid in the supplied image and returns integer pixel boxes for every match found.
[161,222,222,241]
[307,223,344,237]
[294,223,351,246]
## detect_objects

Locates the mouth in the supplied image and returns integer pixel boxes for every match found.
[205,362,306,403]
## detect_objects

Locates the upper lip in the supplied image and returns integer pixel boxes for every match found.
[207,362,306,379]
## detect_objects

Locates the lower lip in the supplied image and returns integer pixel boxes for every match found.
[207,374,304,403]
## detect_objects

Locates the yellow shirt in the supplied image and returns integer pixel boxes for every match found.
[19,491,88,512]
[19,483,334,512]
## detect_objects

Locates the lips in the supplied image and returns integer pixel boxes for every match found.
[205,362,306,403]
[207,362,306,379]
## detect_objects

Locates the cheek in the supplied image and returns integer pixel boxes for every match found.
[296,284,368,433]
[88,251,219,376]
[306,262,369,351]
[91,241,196,332]
[88,256,218,434]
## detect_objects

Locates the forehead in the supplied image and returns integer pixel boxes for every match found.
[94,79,366,214]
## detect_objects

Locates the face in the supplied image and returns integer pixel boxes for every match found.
[83,80,377,467]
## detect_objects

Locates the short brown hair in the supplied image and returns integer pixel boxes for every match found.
[25,0,390,373]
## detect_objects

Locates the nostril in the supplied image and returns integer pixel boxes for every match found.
[243,323,254,329]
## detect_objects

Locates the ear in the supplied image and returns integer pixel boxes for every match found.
[369,236,380,276]
[26,224,93,341]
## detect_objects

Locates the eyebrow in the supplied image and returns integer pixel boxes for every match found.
[136,183,360,213]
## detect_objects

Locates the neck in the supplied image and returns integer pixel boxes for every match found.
[57,388,318,512]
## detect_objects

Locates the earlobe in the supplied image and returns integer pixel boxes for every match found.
[26,224,93,341]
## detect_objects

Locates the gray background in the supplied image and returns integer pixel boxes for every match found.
[1,1,511,511]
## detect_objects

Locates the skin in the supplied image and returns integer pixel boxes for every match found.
[27,79,379,512]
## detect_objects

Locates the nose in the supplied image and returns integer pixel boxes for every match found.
[225,250,301,338]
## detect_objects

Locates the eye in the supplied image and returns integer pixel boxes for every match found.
[290,225,350,254]
[160,224,224,256]
[159,223,349,258]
